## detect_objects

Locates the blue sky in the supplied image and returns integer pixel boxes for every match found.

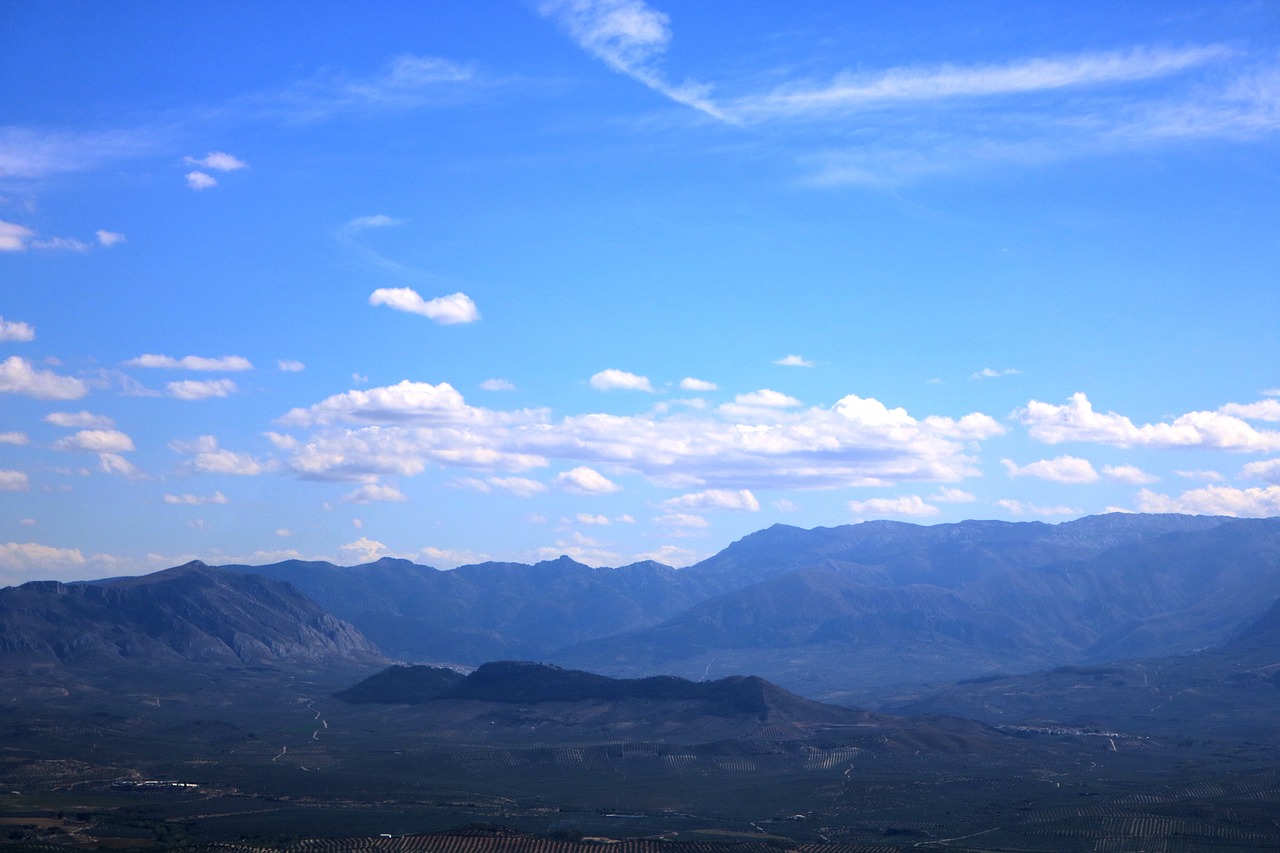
[2,0,1278,583]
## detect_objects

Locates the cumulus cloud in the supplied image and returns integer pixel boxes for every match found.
[480,378,516,391]
[679,377,717,392]
[98,453,141,477]
[53,429,136,454]
[0,432,29,445]
[1102,464,1159,484]
[0,469,30,491]
[848,495,939,517]
[775,355,813,368]
[663,488,759,511]
[273,380,1002,491]
[341,483,408,504]
[44,411,114,429]
[186,171,217,190]
[589,369,653,392]
[0,316,35,342]
[95,229,126,247]
[577,513,610,525]
[163,491,228,506]
[1220,399,1280,422]
[0,541,89,584]
[339,536,389,563]
[183,152,248,171]
[972,367,1021,379]
[127,354,254,371]
[170,435,276,476]
[555,466,621,494]
[744,389,803,408]
[1001,455,1099,483]
[1176,469,1225,482]
[487,476,547,497]
[369,288,480,324]
[0,221,36,252]
[932,487,976,503]
[996,499,1080,516]
[1137,485,1280,517]
[0,356,87,399]
[168,379,238,400]
[1241,458,1280,484]
[1018,392,1280,451]
[277,359,306,372]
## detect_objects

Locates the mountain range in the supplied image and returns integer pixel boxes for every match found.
[211,513,1280,699]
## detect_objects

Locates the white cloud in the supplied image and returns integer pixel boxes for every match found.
[1138,485,1280,517]
[848,495,939,517]
[341,483,408,504]
[0,316,35,342]
[265,55,474,121]
[1102,464,1159,484]
[1220,399,1280,422]
[186,171,217,190]
[170,435,276,476]
[30,236,90,251]
[577,513,610,525]
[0,356,87,399]
[0,541,88,583]
[556,466,621,494]
[369,288,480,324]
[274,380,1002,491]
[589,369,653,392]
[183,151,248,171]
[972,367,1021,379]
[263,431,299,450]
[167,379,238,400]
[1176,469,1225,482]
[44,411,114,429]
[0,470,30,491]
[1018,392,1280,451]
[774,355,813,368]
[275,529,292,537]
[163,491,228,506]
[679,377,717,392]
[733,46,1230,120]
[654,512,710,528]
[664,488,759,511]
[487,476,547,497]
[419,545,487,569]
[1242,458,1280,484]
[539,0,724,119]
[632,543,700,567]
[996,499,1080,517]
[1001,455,1099,484]
[0,221,36,251]
[53,429,135,454]
[480,378,516,391]
[97,453,140,477]
[95,229,126,247]
[932,487,976,503]
[0,432,29,445]
[277,359,306,372]
[723,388,802,411]
[339,536,389,563]
[127,354,254,371]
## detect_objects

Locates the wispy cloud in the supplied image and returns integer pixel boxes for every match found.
[730,46,1231,121]
[539,0,725,120]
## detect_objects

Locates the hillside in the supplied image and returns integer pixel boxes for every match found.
[0,561,383,672]
[883,592,1280,738]
[334,660,1001,748]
